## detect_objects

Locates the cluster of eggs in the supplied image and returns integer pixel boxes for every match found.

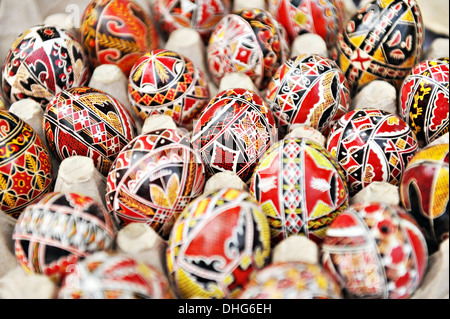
[0,0,447,300]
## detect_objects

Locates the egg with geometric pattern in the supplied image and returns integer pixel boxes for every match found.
[105,128,206,239]
[12,192,116,284]
[191,88,277,183]
[1,25,90,107]
[43,87,137,176]
[207,8,289,90]
[326,108,419,196]
[250,137,349,246]
[336,0,424,95]
[322,202,428,299]
[128,49,210,129]
[398,58,449,148]
[166,188,271,299]
[266,54,351,136]
[400,143,449,253]
[58,252,174,299]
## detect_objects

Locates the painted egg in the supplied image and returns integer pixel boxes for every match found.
[250,137,348,245]
[191,88,277,183]
[399,58,449,148]
[336,0,424,95]
[106,128,206,239]
[239,262,342,299]
[400,143,449,253]
[1,25,90,107]
[266,54,351,136]
[326,108,419,196]
[153,0,231,41]
[0,110,53,218]
[207,8,290,90]
[80,0,159,76]
[322,202,428,299]
[267,0,346,51]
[43,87,137,176]
[166,188,271,299]
[12,192,116,284]
[128,49,210,128]
[58,251,174,299]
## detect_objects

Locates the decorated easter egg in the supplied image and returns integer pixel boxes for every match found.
[399,58,449,148]
[207,8,289,90]
[250,137,348,245]
[266,54,351,136]
[326,108,419,196]
[166,188,271,299]
[128,49,210,128]
[106,128,206,239]
[43,87,137,176]
[239,262,342,299]
[153,0,231,41]
[1,25,90,107]
[336,0,424,95]
[322,202,428,299]
[191,88,277,183]
[58,251,174,299]
[267,0,346,51]
[80,0,159,76]
[0,110,53,218]
[400,143,449,253]
[12,192,116,284]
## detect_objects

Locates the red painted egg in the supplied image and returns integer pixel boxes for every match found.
[399,58,449,148]
[207,8,289,90]
[13,192,115,284]
[166,188,271,299]
[58,252,174,299]
[106,128,206,239]
[43,87,137,176]
[400,143,449,253]
[128,49,210,128]
[250,137,348,245]
[322,202,428,299]
[191,88,277,183]
[0,109,54,218]
[1,25,90,107]
[80,0,159,76]
[267,0,346,53]
[326,108,419,196]
[266,54,351,136]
